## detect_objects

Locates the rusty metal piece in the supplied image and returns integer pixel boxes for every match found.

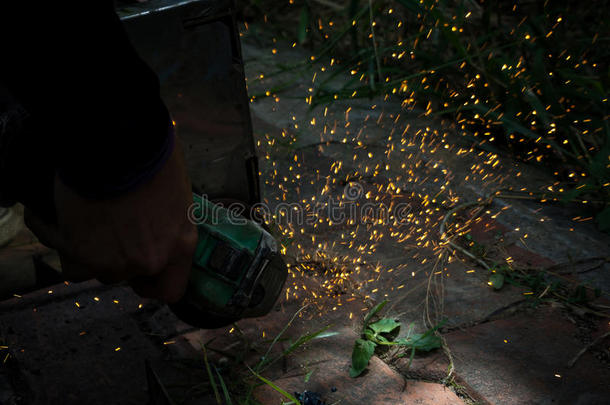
[119,0,260,205]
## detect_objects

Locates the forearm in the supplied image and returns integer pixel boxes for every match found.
[0,1,173,200]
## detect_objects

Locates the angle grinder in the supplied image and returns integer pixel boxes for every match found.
[170,193,287,329]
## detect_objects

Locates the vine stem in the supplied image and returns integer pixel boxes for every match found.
[568,331,610,368]
[439,197,494,271]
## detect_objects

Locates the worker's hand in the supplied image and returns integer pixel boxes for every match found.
[25,140,197,303]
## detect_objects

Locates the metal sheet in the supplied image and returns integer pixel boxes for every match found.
[119,0,259,204]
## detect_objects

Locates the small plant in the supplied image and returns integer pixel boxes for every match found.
[186,306,336,405]
[349,300,444,377]
[486,262,602,309]
[245,321,334,404]
[464,234,488,258]
[488,271,505,290]
[488,264,509,290]
[209,306,338,405]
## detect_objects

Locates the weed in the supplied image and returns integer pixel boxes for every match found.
[182,306,335,405]
[488,262,603,308]
[349,300,444,377]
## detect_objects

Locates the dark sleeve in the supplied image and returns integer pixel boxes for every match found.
[0,1,173,199]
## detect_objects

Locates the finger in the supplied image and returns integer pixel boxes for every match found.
[96,270,126,285]
[24,208,64,250]
[57,253,96,282]
[130,256,191,303]
[129,275,158,300]
[26,209,109,282]
[133,220,197,302]
[58,246,126,284]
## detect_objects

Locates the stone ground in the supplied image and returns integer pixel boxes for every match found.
[1,27,609,405]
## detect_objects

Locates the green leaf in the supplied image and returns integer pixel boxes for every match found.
[368,57,377,92]
[596,206,610,231]
[363,300,388,330]
[348,0,361,50]
[368,318,400,334]
[396,0,423,13]
[304,369,314,383]
[394,320,446,352]
[396,333,441,352]
[588,145,610,182]
[489,273,505,290]
[524,88,551,129]
[412,333,442,351]
[470,103,572,159]
[313,331,341,339]
[373,334,391,344]
[561,183,597,204]
[349,338,376,377]
[297,6,309,45]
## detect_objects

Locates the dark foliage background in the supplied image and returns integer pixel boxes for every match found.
[237,0,610,228]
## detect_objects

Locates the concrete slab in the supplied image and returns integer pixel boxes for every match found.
[0,281,196,404]
[444,306,610,405]
[241,31,610,296]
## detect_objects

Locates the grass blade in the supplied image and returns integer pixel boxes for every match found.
[280,325,332,359]
[202,344,222,405]
[214,366,233,405]
[261,325,334,371]
[257,305,309,371]
[248,367,302,405]
[297,5,309,45]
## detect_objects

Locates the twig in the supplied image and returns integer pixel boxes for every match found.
[441,299,527,333]
[441,336,455,382]
[546,256,609,275]
[495,192,608,205]
[439,198,494,271]
[424,255,444,329]
[538,284,551,299]
[368,0,383,84]
[295,139,379,151]
[310,0,345,11]
[568,331,610,368]
[564,302,610,319]
[531,267,609,297]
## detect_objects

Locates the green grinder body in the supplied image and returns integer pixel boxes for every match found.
[170,194,287,329]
